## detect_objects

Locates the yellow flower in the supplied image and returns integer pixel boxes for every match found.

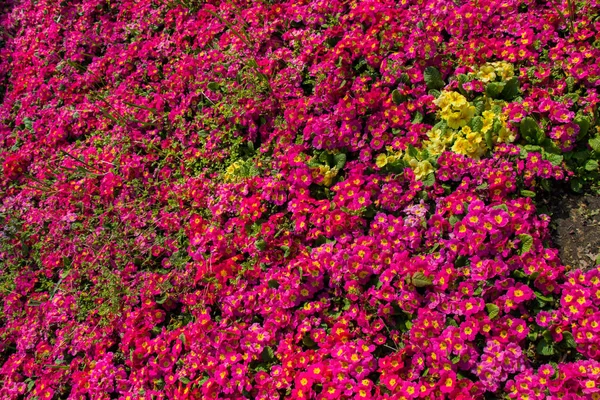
[375,153,388,168]
[414,160,434,180]
[477,64,496,82]
[435,91,475,129]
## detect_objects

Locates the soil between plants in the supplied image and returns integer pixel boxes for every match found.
[544,190,600,272]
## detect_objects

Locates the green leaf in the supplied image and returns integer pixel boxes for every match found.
[571,178,584,193]
[261,346,275,362]
[281,245,290,258]
[561,331,577,349]
[517,234,534,255]
[407,144,419,158]
[585,159,599,171]
[207,82,220,91]
[424,66,445,90]
[411,271,433,287]
[342,298,351,310]
[536,338,555,356]
[392,89,406,104]
[422,173,435,187]
[566,76,576,93]
[179,376,191,385]
[520,117,543,144]
[470,116,484,132]
[575,116,591,139]
[484,129,494,149]
[412,111,423,124]
[473,98,485,115]
[485,303,500,320]
[546,153,563,166]
[302,335,317,348]
[520,190,536,198]
[501,77,520,100]
[334,153,347,169]
[255,239,266,251]
[268,279,280,289]
[155,293,168,304]
[493,204,509,212]
[589,137,600,153]
[535,291,554,303]
[486,82,505,98]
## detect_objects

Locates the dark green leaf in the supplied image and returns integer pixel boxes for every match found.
[571,178,584,193]
[520,117,543,144]
[424,66,444,90]
[392,89,406,104]
[561,331,577,349]
[536,338,555,356]
[334,153,346,169]
[501,77,520,100]
[486,82,505,98]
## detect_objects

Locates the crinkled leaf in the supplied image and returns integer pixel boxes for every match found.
[536,338,555,356]
[485,303,500,320]
[546,153,563,166]
[589,137,600,153]
[561,331,577,349]
[520,117,542,144]
[334,153,346,169]
[424,66,444,90]
[411,271,433,287]
[585,159,599,172]
[486,81,505,98]
[517,234,534,255]
[422,173,435,187]
[501,77,520,100]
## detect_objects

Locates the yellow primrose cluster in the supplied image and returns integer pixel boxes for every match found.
[376,150,434,181]
[224,160,244,182]
[434,91,476,129]
[474,61,515,82]
[312,164,339,187]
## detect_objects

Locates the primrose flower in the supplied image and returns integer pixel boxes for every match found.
[435,91,476,129]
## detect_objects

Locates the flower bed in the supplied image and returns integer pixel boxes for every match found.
[2,0,600,398]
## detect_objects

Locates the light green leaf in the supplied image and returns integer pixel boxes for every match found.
[485,303,500,320]
[585,159,599,171]
[589,137,600,153]
[517,234,534,254]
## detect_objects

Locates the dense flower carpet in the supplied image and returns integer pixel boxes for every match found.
[2,0,600,398]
